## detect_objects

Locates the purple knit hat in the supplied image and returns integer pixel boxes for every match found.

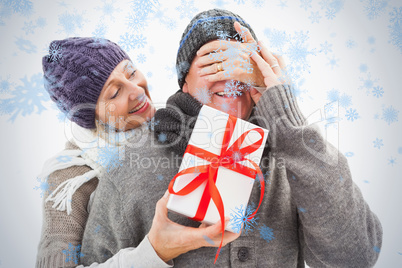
[43,37,131,129]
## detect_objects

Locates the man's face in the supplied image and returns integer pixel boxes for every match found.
[182,53,254,120]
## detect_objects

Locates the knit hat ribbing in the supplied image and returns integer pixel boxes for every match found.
[176,9,258,89]
[43,37,131,129]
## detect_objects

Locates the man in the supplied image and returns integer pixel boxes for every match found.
[81,9,382,267]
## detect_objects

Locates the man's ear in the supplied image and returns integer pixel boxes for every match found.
[182,80,189,93]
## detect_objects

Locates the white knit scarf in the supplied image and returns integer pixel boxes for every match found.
[38,121,149,215]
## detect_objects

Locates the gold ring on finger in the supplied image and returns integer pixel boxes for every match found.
[217,63,223,72]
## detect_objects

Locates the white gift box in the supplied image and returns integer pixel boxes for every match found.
[167,105,268,233]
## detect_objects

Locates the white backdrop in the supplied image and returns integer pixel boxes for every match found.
[0,0,401,267]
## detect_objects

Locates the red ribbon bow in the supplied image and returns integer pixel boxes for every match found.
[168,114,265,263]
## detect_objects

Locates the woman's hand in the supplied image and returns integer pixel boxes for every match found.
[196,21,264,87]
[147,190,241,263]
[249,40,288,104]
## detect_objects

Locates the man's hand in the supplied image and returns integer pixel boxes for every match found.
[147,190,241,263]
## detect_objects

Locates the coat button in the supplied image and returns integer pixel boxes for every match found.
[237,247,249,262]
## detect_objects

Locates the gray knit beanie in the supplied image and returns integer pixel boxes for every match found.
[43,37,131,129]
[176,9,258,89]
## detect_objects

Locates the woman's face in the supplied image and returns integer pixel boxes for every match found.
[96,60,155,131]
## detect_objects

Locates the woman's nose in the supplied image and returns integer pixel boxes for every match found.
[127,83,142,101]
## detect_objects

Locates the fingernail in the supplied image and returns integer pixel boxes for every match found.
[197,50,201,56]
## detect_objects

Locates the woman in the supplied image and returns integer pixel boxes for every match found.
[36,37,156,267]
[36,37,234,268]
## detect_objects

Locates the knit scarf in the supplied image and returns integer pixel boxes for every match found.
[38,121,150,215]
[154,90,263,155]
[154,90,203,156]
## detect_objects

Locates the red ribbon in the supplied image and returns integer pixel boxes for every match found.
[168,114,265,264]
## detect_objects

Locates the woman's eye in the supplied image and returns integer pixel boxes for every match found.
[111,89,120,99]
[129,70,136,79]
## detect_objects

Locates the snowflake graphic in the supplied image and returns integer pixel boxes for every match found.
[278,0,288,9]
[15,37,36,54]
[0,77,12,94]
[0,73,49,122]
[163,18,177,31]
[146,72,153,78]
[62,243,84,265]
[212,0,228,7]
[94,225,101,233]
[325,8,336,20]
[373,245,381,253]
[373,138,383,149]
[359,72,378,95]
[398,147,402,155]
[229,204,258,234]
[47,42,63,62]
[252,0,265,8]
[327,89,340,102]
[367,36,376,44]
[217,102,233,113]
[92,23,107,41]
[36,17,46,28]
[319,41,333,55]
[96,0,120,21]
[309,11,322,23]
[119,33,136,51]
[345,108,359,122]
[194,86,212,105]
[263,28,289,54]
[126,0,159,31]
[298,207,306,213]
[33,177,53,198]
[224,80,245,98]
[95,145,124,172]
[158,133,167,143]
[2,0,33,16]
[135,34,147,48]
[22,20,36,35]
[137,53,146,64]
[372,86,384,98]
[300,0,313,10]
[388,7,402,53]
[344,152,354,157]
[56,155,72,163]
[388,157,396,166]
[320,0,344,20]
[176,0,198,20]
[345,39,356,48]
[363,0,388,20]
[285,31,316,74]
[126,12,147,32]
[381,105,399,125]
[156,174,164,181]
[359,63,368,73]
[327,56,339,69]
[259,224,275,243]
[58,10,85,35]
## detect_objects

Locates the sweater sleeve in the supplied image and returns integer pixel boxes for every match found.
[254,84,383,267]
[80,175,172,267]
[36,164,98,268]
[75,236,172,268]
